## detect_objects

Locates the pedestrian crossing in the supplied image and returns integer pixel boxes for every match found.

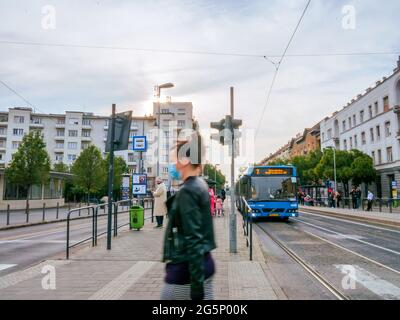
[0,264,17,272]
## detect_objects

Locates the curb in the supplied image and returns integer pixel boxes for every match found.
[299,206,400,228]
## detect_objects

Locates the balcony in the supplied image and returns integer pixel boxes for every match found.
[30,122,44,128]
[55,122,66,128]
[82,124,92,129]
[0,117,8,124]
[81,136,92,142]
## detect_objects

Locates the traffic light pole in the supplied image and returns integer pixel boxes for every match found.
[229,87,237,254]
[107,103,116,250]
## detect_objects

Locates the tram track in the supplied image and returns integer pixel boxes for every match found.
[255,222,349,300]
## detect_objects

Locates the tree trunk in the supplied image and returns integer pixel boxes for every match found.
[26,184,31,215]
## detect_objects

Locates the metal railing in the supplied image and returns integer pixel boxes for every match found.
[66,197,154,259]
[241,197,253,261]
[301,196,400,213]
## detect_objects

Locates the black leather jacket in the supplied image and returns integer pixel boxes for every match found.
[163,176,216,294]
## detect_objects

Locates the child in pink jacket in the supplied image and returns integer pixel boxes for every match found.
[216,196,223,217]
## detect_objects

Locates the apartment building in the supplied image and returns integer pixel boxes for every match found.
[320,57,400,197]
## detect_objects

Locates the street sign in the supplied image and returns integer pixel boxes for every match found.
[132,173,147,195]
[105,111,132,152]
[132,136,147,151]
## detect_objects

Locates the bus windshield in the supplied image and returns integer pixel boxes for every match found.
[250,176,296,201]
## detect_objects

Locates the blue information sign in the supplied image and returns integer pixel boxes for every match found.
[132,136,147,151]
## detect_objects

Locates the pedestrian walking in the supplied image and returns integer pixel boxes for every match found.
[153,177,167,228]
[215,196,223,217]
[367,190,374,211]
[335,191,342,208]
[208,185,216,217]
[161,134,216,301]
[350,187,357,209]
[355,187,362,209]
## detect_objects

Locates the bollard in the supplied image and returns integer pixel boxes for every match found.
[362,199,365,211]
[68,202,71,212]
[56,202,59,220]
[6,204,10,226]
[379,199,382,212]
[42,203,46,221]
[114,204,118,237]
[151,199,154,223]
[389,199,393,213]
[26,203,29,223]
[79,203,81,216]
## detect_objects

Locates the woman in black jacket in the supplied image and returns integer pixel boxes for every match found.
[161,133,217,300]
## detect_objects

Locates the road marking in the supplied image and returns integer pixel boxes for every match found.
[293,218,400,256]
[0,264,17,272]
[88,261,156,300]
[335,265,400,299]
[0,260,71,290]
[0,240,78,244]
[300,210,400,234]
[297,228,400,275]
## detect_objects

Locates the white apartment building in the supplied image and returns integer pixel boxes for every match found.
[0,101,196,191]
[320,57,400,197]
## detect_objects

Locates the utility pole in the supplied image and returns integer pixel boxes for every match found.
[107,104,116,250]
[229,87,236,253]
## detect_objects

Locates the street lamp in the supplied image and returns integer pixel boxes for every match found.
[326,146,337,191]
[214,164,220,195]
[155,83,175,178]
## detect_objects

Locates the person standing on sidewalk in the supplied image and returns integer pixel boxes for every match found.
[350,187,357,209]
[153,177,167,228]
[161,134,216,300]
[367,190,374,211]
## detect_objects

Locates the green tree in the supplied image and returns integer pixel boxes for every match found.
[53,162,70,173]
[5,131,51,212]
[351,151,376,187]
[203,164,226,191]
[292,150,322,185]
[71,145,105,204]
[267,158,290,166]
[101,154,128,200]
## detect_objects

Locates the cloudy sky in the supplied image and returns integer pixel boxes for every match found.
[1,0,400,175]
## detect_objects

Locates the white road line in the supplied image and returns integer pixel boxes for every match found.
[0,240,77,244]
[88,261,156,300]
[0,264,17,272]
[335,265,400,299]
[300,210,400,234]
[297,228,400,275]
[293,218,400,256]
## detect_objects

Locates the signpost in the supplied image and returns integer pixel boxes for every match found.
[132,174,148,195]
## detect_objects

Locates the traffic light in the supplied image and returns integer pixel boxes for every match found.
[210,119,227,145]
[210,115,242,156]
[105,111,132,152]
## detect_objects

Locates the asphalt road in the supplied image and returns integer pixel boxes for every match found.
[0,210,134,277]
[255,210,400,300]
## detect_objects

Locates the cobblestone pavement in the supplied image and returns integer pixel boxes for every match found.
[0,200,281,300]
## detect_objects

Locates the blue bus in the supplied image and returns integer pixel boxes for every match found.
[235,165,299,221]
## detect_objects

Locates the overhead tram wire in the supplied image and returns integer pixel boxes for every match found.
[255,0,312,138]
[0,40,399,60]
[0,80,37,113]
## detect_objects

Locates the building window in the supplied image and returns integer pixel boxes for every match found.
[361,132,366,145]
[349,137,353,149]
[67,154,77,162]
[374,101,379,115]
[371,151,375,165]
[82,130,91,137]
[177,108,186,116]
[82,118,91,126]
[360,110,364,123]
[376,125,381,140]
[147,167,152,174]
[31,117,42,124]
[55,141,64,149]
[177,120,186,127]
[377,149,382,164]
[12,141,20,149]
[327,129,332,140]
[354,135,358,148]
[161,109,170,114]
[162,167,169,173]
[321,133,325,141]
[387,147,393,162]
[69,130,78,137]
[370,128,374,142]
[0,127,6,135]
[57,118,65,124]
[348,117,351,128]
[13,116,24,124]
[128,154,135,162]
[383,96,389,112]
[69,118,79,126]
[55,154,64,162]
[68,142,77,149]
[343,139,347,150]
[353,115,356,127]
[385,121,391,137]
[13,128,24,136]
[368,105,373,118]
[342,121,346,132]
[81,142,90,150]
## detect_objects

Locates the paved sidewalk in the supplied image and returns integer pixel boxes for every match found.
[300,205,400,226]
[0,201,281,300]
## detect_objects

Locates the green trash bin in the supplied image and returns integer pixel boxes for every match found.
[130,205,144,230]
